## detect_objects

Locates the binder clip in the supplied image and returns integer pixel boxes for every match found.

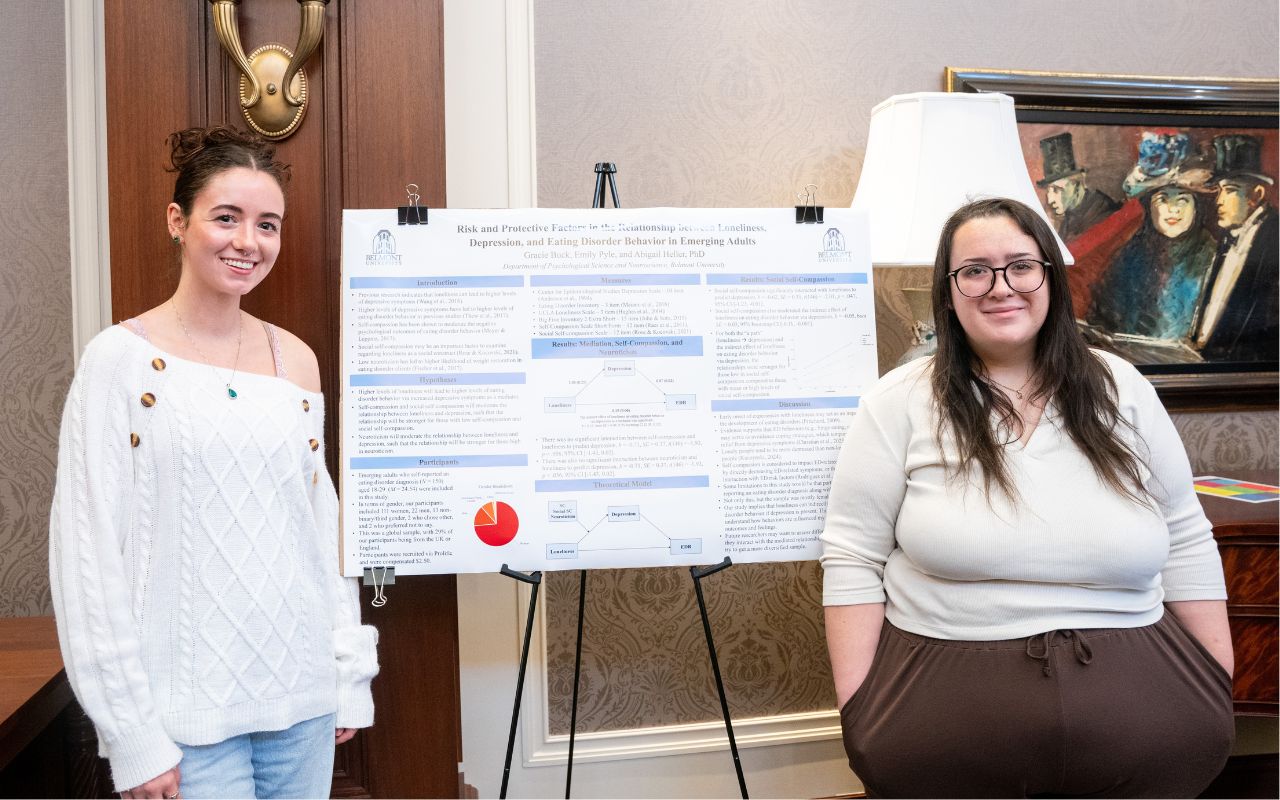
[363,566,395,607]
[795,183,824,224]
[398,184,428,225]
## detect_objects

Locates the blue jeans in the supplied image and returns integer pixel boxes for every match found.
[177,713,336,799]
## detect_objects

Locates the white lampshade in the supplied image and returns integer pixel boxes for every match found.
[851,92,1073,266]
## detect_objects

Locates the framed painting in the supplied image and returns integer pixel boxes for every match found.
[946,68,1279,406]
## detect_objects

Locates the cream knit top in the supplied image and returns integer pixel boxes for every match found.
[820,350,1226,640]
[49,324,378,791]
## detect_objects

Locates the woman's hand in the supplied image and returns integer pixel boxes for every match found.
[1167,599,1234,677]
[824,603,886,708]
[335,727,357,745]
[121,765,181,799]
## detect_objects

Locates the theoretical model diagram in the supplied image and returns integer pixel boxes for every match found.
[542,499,702,561]
[544,360,695,414]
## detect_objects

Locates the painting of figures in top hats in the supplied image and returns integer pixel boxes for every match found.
[945,69,1279,391]
[1018,124,1279,368]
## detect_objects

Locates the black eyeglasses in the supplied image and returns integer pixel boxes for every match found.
[947,259,1048,298]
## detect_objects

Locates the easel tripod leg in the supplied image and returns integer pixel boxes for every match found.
[592,172,606,208]
[691,557,749,799]
[566,569,587,798]
[500,566,543,799]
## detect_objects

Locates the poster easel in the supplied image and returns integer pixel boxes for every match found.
[498,165,749,800]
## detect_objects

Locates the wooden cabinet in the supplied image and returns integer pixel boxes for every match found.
[0,617,111,798]
[1199,471,1279,717]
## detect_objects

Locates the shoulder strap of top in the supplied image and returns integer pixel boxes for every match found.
[120,317,150,342]
[262,321,287,379]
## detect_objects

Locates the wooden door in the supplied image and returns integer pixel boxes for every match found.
[104,1,459,796]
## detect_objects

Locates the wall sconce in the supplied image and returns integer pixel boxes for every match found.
[209,0,329,140]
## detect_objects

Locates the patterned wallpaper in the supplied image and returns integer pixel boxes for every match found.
[0,5,71,617]
[1173,411,1280,474]
[535,0,1279,733]
[545,561,831,733]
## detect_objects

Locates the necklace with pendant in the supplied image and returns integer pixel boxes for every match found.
[171,299,243,399]
[985,373,1033,401]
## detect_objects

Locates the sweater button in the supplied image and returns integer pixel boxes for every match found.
[302,398,310,412]
[141,392,157,407]
[130,432,140,448]
[309,438,320,451]
[151,358,166,371]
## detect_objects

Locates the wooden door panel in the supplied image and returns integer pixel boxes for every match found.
[105,2,458,796]
[105,4,202,320]
[208,1,340,408]
[338,0,447,210]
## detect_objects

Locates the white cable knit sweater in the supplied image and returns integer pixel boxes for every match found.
[49,325,378,791]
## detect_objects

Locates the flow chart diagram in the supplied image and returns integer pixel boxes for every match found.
[543,360,696,414]
[541,499,703,561]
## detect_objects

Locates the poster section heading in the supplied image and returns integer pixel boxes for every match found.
[340,208,878,576]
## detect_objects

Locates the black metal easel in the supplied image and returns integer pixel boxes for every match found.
[591,162,619,209]
[691,556,748,798]
[499,164,747,799]
[499,564,542,800]
[498,555,748,800]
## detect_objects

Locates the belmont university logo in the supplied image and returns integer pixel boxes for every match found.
[818,226,852,263]
[365,229,402,265]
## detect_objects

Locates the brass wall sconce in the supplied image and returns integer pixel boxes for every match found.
[209,0,329,140]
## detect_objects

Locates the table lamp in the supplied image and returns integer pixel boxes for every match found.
[850,92,1072,371]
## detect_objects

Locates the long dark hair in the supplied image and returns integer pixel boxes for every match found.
[929,197,1148,503]
[167,126,290,215]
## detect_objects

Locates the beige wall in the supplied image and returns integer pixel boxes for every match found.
[0,4,72,617]
[536,0,1278,208]
[534,0,1279,736]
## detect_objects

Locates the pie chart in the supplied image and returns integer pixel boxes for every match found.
[474,500,519,546]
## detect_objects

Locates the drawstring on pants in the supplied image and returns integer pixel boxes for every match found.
[1025,629,1095,677]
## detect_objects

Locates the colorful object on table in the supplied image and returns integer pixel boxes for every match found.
[1193,475,1280,503]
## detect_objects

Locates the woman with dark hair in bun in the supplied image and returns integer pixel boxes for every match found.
[49,127,378,799]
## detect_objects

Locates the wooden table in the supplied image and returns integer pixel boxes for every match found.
[1198,470,1280,717]
[0,616,72,771]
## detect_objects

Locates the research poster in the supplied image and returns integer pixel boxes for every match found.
[340,208,877,576]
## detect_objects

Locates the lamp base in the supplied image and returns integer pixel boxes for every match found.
[895,287,937,367]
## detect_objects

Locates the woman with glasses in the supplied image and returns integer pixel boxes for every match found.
[821,198,1233,797]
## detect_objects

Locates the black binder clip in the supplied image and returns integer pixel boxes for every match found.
[398,184,428,225]
[795,183,824,224]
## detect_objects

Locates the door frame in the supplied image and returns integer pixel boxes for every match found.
[65,0,113,356]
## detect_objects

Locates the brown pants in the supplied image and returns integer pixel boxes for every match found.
[840,613,1234,798]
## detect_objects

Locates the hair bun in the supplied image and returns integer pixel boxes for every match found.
[167,126,276,174]
[166,125,291,214]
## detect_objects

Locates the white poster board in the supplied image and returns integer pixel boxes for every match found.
[340,208,876,576]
